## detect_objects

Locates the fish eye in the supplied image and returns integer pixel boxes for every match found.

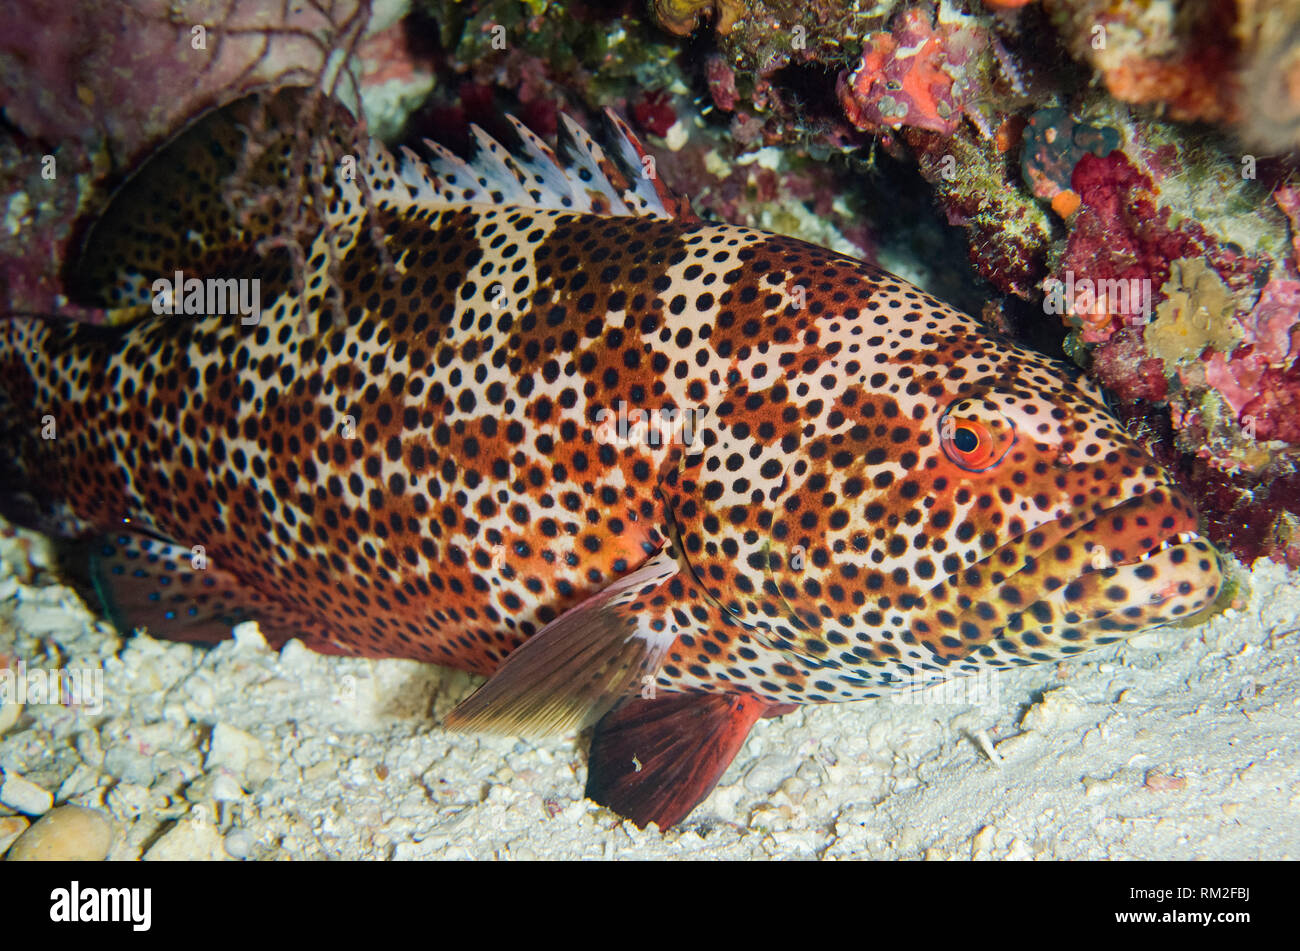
[940,399,1016,472]
[945,420,998,469]
[953,426,979,453]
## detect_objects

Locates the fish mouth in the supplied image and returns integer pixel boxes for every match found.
[915,487,1225,664]
[1120,531,1200,565]
[998,488,1215,587]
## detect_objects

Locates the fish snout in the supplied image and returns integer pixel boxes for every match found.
[1066,485,1224,627]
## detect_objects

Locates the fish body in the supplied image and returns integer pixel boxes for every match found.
[0,91,1223,828]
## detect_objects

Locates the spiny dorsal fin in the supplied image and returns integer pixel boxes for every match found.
[504,115,582,209]
[382,109,698,222]
[468,123,534,203]
[601,108,698,222]
[415,136,487,203]
[70,90,696,314]
[557,113,636,215]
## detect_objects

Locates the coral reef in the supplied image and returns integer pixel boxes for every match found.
[1236,3,1300,153]
[908,128,1054,298]
[653,0,742,36]
[1044,0,1240,125]
[832,6,1056,298]
[1020,106,1120,218]
[1043,114,1299,564]
[837,8,978,136]
[1045,0,1300,154]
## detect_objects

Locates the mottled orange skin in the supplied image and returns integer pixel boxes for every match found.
[1,193,1222,705]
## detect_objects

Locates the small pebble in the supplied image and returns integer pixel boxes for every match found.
[6,805,114,860]
[209,772,244,802]
[143,806,226,861]
[1144,769,1188,793]
[0,815,30,856]
[743,754,795,794]
[971,824,997,859]
[278,638,315,670]
[223,829,254,859]
[0,769,53,816]
[0,700,21,735]
[206,723,266,776]
[231,620,268,651]
[103,745,157,786]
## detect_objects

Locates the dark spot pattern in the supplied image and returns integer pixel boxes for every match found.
[0,123,1225,706]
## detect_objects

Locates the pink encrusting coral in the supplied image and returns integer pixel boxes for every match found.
[1276,186,1300,265]
[1057,150,1268,344]
[631,90,678,138]
[837,9,982,136]
[1201,277,1300,444]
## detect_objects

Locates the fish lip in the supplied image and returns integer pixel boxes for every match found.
[945,489,1222,647]
[976,487,1204,583]
[927,490,1218,645]
[1098,531,1203,570]
[1062,489,1209,578]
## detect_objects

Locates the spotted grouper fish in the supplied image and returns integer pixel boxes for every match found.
[0,89,1223,828]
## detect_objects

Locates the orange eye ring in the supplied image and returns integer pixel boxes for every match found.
[939,402,1016,472]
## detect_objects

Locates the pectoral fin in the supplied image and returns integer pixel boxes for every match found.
[443,550,680,737]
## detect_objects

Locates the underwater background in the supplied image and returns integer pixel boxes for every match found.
[0,0,1297,858]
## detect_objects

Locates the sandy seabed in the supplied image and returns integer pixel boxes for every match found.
[0,513,1297,860]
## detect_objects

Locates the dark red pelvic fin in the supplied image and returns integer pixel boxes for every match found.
[585,692,784,830]
[88,532,294,646]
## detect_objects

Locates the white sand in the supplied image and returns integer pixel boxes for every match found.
[0,513,1297,860]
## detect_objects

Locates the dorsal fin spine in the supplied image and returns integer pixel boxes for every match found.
[370,111,693,221]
